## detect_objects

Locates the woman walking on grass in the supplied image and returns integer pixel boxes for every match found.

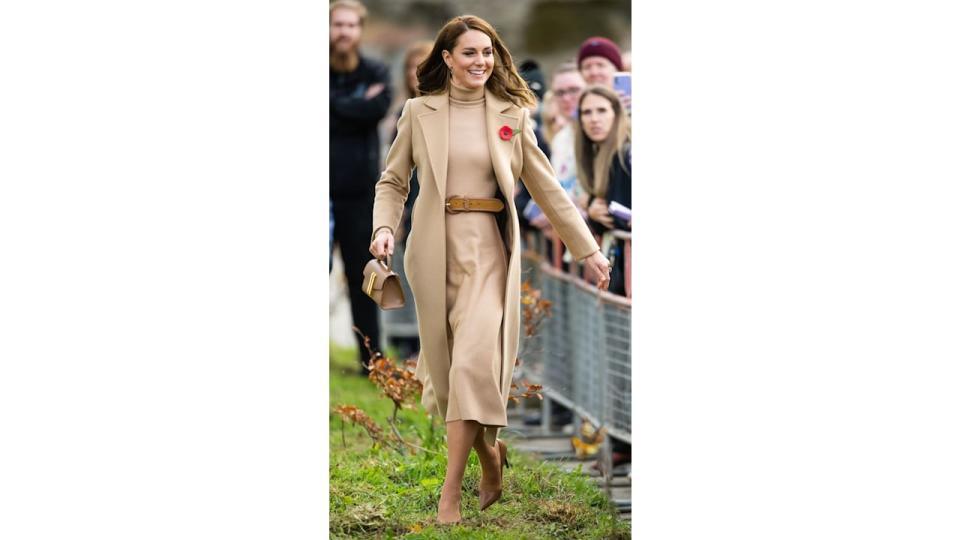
[369,15,611,525]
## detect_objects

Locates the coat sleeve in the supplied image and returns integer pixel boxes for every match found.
[370,99,414,242]
[518,108,600,261]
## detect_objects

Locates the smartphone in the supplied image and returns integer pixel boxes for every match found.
[613,72,631,113]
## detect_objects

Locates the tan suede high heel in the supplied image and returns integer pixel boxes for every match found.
[479,439,509,511]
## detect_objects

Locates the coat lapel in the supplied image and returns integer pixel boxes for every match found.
[484,89,521,199]
[417,93,449,199]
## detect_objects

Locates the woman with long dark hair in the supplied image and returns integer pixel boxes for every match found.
[368,15,612,524]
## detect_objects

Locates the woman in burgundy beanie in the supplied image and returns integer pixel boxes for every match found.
[577,36,623,87]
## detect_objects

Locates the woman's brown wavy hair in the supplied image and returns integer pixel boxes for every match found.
[417,15,536,108]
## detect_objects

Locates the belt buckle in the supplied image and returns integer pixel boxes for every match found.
[445,196,464,214]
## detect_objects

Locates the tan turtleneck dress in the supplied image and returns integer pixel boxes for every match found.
[442,83,509,428]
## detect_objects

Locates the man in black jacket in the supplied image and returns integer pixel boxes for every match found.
[330,0,392,375]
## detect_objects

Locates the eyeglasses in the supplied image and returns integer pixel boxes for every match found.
[554,87,583,98]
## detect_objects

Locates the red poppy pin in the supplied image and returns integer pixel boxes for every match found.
[498,124,518,141]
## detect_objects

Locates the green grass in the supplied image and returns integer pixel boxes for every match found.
[329,344,631,539]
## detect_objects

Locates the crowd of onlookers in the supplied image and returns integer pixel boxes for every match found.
[514,37,632,297]
[510,40,632,466]
[330,0,631,466]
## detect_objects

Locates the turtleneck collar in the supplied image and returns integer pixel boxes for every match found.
[449,81,485,102]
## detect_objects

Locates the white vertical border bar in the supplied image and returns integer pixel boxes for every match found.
[633,0,960,538]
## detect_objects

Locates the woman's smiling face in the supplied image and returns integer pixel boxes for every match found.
[443,29,494,90]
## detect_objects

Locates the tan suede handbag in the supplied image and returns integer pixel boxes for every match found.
[361,256,405,310]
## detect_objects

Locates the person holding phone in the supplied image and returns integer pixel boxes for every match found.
[368,15,611,525]
[577,36,631,111]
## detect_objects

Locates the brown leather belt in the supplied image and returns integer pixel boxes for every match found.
[444,196,505,214]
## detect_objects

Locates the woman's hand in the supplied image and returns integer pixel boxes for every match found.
[369,228,394,259]
[588,197,614,229]
[581,250,613,292]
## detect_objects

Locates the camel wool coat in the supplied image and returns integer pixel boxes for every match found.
[371,88,600,447]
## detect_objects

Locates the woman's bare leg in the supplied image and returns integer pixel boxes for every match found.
[439,419,480,522]
[472,428,501,491]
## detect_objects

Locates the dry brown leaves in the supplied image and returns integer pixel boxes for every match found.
[508,381,544,403]
[521,280,552,339]
[333,404,386,443]
[353,326,423,410]
[367,355,422,411]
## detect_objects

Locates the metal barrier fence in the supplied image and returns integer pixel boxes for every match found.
[517,229,632,445]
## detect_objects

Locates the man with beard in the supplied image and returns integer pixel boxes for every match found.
[329,0,392,375]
